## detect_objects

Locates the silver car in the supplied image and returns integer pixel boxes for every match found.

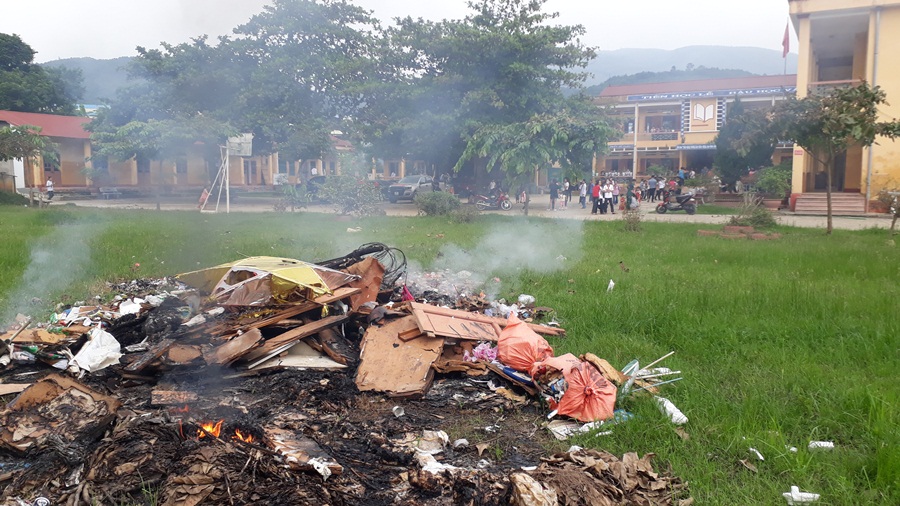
[388,175,435,203]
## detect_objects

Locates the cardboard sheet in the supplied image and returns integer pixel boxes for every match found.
[356,316,444,397]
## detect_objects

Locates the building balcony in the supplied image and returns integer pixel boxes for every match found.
[808,79,864,96]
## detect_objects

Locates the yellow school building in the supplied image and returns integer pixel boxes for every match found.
[593,75,796,179]
[790,0,900,211]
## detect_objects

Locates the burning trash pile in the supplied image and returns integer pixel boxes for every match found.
[0,243,691,506]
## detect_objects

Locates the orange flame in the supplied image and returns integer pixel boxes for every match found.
[197,420,223,439]
[233,429,254,444]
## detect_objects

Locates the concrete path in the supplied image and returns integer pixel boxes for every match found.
[60,193,893,231]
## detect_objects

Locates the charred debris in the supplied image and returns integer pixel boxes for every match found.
[0,243,691,506]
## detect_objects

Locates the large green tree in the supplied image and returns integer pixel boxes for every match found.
[359,0,601,176]
[713,99,776,187]
[0,125,56,163]
[0,33,83,115]
[753,83,900,234]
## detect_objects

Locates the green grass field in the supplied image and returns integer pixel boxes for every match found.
[1,205,897,505]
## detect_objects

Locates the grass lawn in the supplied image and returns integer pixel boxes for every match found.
[1,205,897,505]
[695,203,740,215]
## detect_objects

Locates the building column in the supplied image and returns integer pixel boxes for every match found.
[399,159,406,178]
[632,104,639,176]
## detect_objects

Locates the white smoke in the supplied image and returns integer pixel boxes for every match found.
[408,218,584,299]
[1,222,105,326]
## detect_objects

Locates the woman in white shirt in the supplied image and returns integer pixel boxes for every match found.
[603,179,615,215]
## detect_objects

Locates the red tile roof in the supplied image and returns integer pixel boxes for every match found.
[599,74,797,98]
[0,110,91,139]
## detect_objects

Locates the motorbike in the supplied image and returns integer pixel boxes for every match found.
[473,191,512,211]
[655,192,697,215]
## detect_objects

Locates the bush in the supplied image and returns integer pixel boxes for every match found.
[273,185,306,212]
[621,208,641,232]
[754,163,792,196]
[0,191,28,206]
[317,175,384,216]
[414,191,461,216]
[450,205,480,223]
[728,200,777,228]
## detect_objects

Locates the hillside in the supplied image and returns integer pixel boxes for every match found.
[583,67,757,96]
[583,46,797,86]
[41,57,139,104]
[41,46,798,106]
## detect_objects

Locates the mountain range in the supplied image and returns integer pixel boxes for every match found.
[41,45,799,104]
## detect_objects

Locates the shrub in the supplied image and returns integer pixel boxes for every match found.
[754,163,792,196]
[728,200,777,228]
[414,191,461,216]
[621,208,641,232]
[450,205,480,223]
[317,175,384,216]
[0,191,28,206]
[273,185,306,212]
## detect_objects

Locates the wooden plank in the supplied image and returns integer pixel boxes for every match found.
[344,257,384,311]
[250,340,347,372]
[241,314,350,365]
[124,339,174,372]
[411,305,499,342]
[222,287,360,338]
[355,316,444,397]
[314,328,349,365]
[0,384,30,396]
[204,328,263,365]
[166,344,203,364]
[409,302,565,337]
[150,390,198,406]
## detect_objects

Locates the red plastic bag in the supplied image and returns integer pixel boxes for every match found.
[497,313,554,372]
[532,353,616,422]
[557,361,616,422]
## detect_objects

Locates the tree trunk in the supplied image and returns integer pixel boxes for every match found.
[523,193,530,216]
[824,154,834,235]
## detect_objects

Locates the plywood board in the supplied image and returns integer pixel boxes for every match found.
[412,305,499,341]
[251,340,346,372]
[241,314,349,365]
[150,390,198,405]
[355,316,444,397]
[408,302,565,338]
[0,384,30,396]
[344,258,384,311]
[204,328,263,365]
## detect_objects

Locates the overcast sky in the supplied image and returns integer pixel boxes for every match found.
[1,0,798,62]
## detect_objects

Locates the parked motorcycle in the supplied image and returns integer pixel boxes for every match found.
[473,191,512,211]
[655,192,697,215]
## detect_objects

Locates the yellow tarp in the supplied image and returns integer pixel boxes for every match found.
[177,256,359,306]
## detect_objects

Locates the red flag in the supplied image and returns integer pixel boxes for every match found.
[782,22,790,58]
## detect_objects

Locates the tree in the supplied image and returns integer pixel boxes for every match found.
[0,33,83,115]
[714,99,776,187]
[360,0,597,177]
[764,83,900,234]
[455,95,615,214]
[0,125,56,163]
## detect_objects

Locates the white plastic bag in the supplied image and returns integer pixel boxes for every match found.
[71,328,122,373]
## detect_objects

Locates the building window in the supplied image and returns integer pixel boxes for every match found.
[43,152,60,172]
[175,158,188,174]
[137,158,150,174]
[289,161,295,176]
[329,161,336,174]
[278,159,289,174]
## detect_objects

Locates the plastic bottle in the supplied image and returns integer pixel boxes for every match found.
[782,485,820,504]
[655,396,688,425]
[807,441,834,451]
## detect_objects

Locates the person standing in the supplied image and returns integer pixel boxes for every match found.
[612,179,620,206]
[647,177,657,202]
[591,179,601,214]
[603,179,615,215]
[578,179,587,209]
[562,178,570,209]
[549,179,559,211]
[45,176,54,200]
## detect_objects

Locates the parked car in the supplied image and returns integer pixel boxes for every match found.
[388,175,435,203]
